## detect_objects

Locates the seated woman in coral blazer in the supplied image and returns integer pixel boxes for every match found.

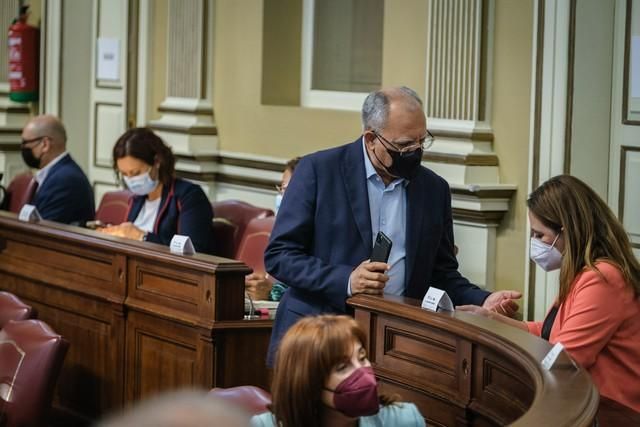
[459,175,640,412]
[99,128,214,254]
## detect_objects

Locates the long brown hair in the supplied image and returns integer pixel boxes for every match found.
[527,175,640,303]
[270,315,393,427]
[112,128,176,186]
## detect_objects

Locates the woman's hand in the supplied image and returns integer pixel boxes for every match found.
[457,305,492,317]
[98,222,146,241]
[458,303,528,331]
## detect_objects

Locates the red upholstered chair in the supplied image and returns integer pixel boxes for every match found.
[0,320,69,427]
[95,190,133,225]
[235,217,276,272]
[0,292,35,329]
[208,386,272,416]
[6,172,37,214]
[211,200,274,256]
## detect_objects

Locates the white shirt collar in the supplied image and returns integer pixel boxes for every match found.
[35,151,69,187]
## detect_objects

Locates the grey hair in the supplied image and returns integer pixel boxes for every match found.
[361,86,423,131]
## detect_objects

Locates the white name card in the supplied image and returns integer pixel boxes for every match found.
[421,287,454,312]
[541,342,575,370]
[18,204,41,223]
[169,235,195,255]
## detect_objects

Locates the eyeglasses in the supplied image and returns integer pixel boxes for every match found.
[374,130,434,154]
[21,136,48,147]
[275,184,288,194]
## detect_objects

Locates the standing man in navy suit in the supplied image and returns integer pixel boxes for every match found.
[264,87,522,365]
[20,115,95,225]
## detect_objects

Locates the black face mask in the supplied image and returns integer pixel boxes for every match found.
[21,147,42,169]
[384,147,423,180]
[373,141,423,180]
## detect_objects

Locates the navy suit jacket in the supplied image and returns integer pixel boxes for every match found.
[126,178,214,254]
[264,139,490,365]
[32,154,95,225]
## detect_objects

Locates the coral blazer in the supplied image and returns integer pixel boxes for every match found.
[527,262,640,412]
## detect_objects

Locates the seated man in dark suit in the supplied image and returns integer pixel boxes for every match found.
[264,86,522,366]
[20,115,95,225]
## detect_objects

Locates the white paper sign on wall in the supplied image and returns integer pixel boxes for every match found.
[421,287,454,312]
[18,204,41,223]
[97,37,120,81]
[169,235,195,255]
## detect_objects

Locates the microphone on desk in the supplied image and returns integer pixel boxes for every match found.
[244,291,260,320]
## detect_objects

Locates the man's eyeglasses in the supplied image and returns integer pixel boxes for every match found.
[374,130,434,154]
[21,136,48,147]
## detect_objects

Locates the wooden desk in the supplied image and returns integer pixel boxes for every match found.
[0,212,272,424]
[348,294,599,426]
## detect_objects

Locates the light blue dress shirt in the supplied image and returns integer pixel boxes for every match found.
[361,140,407,296]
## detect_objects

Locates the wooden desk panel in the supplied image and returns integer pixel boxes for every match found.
[373,315,471,405]
[350,294,599,427]
[469,346,534,425]
[0,212,271,424]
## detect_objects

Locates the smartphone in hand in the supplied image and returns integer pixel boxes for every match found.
[370,231,392,263]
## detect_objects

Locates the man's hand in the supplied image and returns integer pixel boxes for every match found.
[482,290,522,317]
[350,260,389,295]
[245,272,272,301]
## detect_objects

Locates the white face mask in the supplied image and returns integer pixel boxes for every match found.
[123,171,158,196]
[530,234,562,272]
[274,193,283,214]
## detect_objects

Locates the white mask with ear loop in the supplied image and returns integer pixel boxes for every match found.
[530,233,563,271]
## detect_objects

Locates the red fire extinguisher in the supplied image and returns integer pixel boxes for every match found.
[8,5,39,103]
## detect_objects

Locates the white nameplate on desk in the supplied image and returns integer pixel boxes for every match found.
[421,287,454,312]
[541,342,569,370]
[169,235,195,255]
[18,204,42,223]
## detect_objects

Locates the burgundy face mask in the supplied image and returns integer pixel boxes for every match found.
[325,366,380,417]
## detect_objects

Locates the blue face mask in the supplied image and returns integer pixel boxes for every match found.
[124,171,158,196]
[275,194,283,214]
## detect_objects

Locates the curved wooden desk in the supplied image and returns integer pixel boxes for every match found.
[348,294,599,426]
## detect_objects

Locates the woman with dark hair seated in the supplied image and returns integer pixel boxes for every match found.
[99,128,214,254]
[252,314,425,427]
[459,175,640,412]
